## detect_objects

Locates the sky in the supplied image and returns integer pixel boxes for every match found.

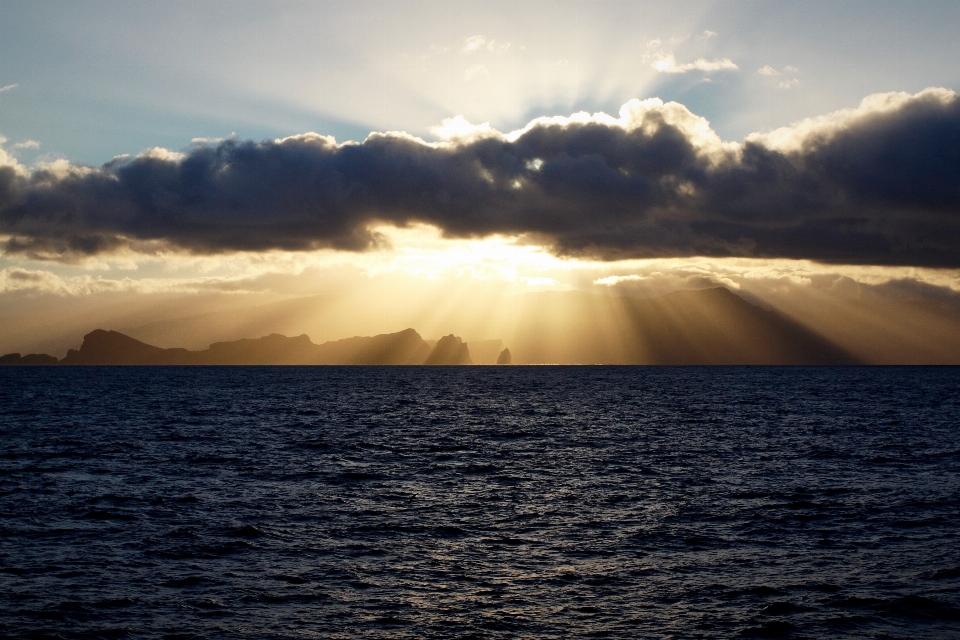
[2,0,960,357]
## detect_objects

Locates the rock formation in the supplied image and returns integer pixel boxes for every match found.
[0,353,59,365]
[52,328,473,365]
[60,330,190,365]
[424,334,472,365]
[316,328,432,365]
[202,333,320,364]
[3,287,867,365]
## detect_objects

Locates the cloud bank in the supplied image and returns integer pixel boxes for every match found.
[2,88,960,267]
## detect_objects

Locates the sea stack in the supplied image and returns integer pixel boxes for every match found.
[496,348,512,365]
[425,335,472,365]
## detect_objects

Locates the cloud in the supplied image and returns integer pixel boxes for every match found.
[463,35,485,52]
[595,274,645,285]
[0,84,18,93]
[429,116,498,143]
[758,65,800,87]
[2,89,960,267]
[0,266,141,295]
[0,266,272,296]
[13,140,40,150]
[758,65,799,76]
[594,265,743,295]
[652,55,738,74]
[462,35,510,55]
[0,137,26,176]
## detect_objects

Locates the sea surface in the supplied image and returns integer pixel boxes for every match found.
[2,366,960,639]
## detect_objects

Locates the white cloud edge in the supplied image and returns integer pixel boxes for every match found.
[652,55,738,74]
[462,35,510,54]
[748,86,956,152]
[3,88,956,179]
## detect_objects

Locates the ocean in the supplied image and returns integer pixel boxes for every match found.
[2,366,959,639]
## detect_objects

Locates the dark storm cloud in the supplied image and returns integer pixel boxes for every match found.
[1,89,959,266]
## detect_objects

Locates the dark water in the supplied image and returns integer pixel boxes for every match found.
[2,367,960,639]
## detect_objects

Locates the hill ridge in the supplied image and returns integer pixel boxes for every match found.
[53,328,473,365]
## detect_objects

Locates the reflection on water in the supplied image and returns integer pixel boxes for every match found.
[2,366,960,638]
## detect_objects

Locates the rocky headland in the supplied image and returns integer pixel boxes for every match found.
[4,328,479,365]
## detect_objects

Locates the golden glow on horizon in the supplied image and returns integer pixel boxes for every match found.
[4,223,960,299]
[4,223,960,364]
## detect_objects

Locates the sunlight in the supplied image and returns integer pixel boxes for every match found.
[6,221,960,362]
[365,223,569,284]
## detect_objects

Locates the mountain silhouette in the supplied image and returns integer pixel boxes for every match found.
[202,333,320,364]
[0,352,59,365]
[60,330,192,365]
[316,328,432,364]
[10,288,860,365]
[55,328,477,365]
[510,287,859,364]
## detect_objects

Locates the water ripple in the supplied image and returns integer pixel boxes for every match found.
[1,366,959,638]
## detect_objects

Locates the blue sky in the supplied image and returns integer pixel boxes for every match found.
[3,0,959,166]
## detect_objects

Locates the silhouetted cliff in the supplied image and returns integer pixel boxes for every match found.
[60,330,192,365]
[0,353,59,365]
[199,334,320,364]
[55,328,471,365]
[316,328,432,364]
[14,288,861,365]
[424,335,472,365]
